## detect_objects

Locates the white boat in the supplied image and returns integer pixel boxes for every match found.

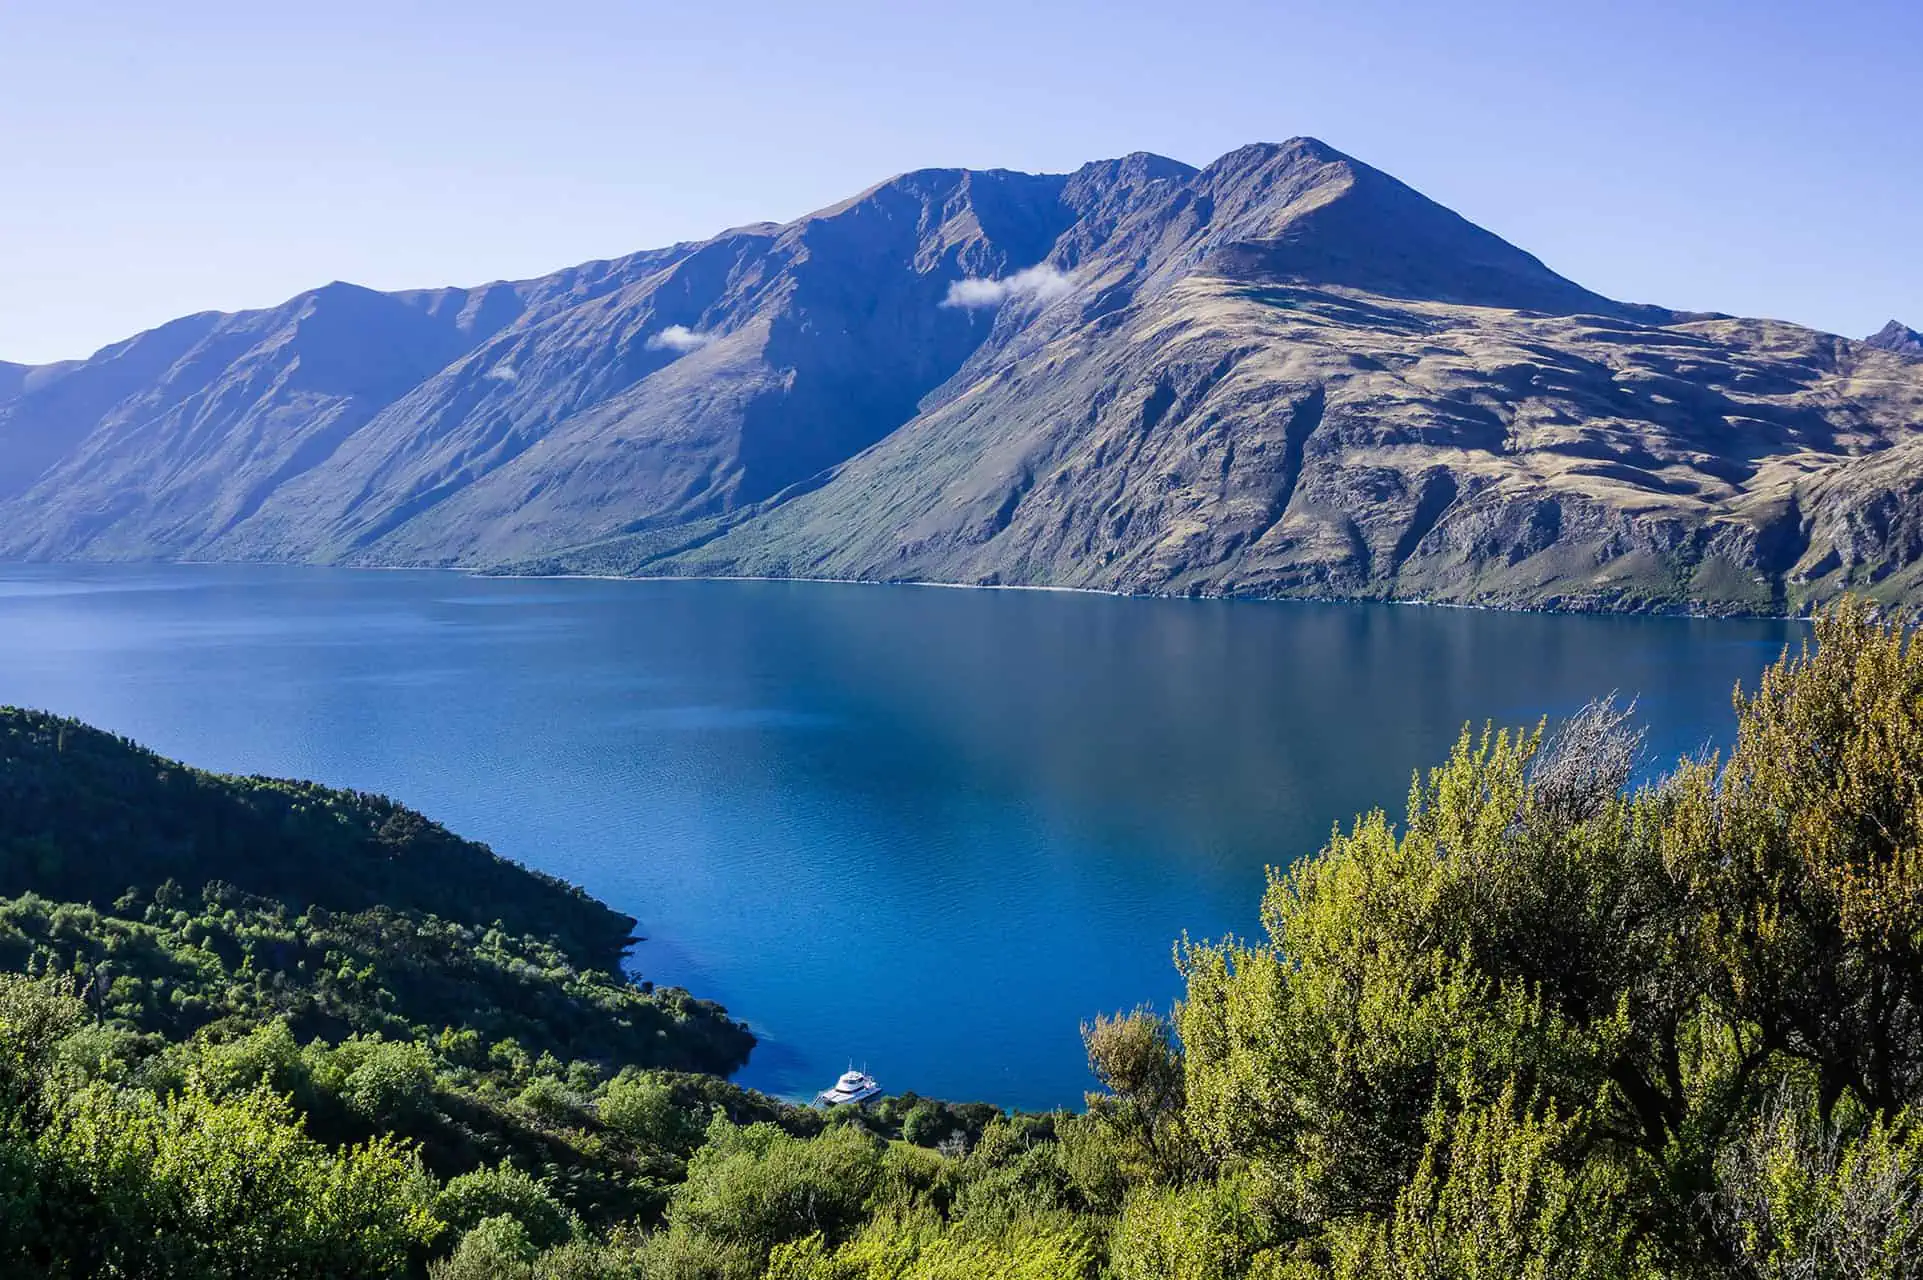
[815,1068,881,1106]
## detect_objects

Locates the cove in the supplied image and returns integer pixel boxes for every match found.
[0,564,1804,1110]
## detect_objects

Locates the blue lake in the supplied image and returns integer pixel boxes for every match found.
[0,565,1805,1110]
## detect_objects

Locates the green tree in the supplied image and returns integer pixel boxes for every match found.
[1709,1086,1923,1279]
[431,1214,540,1280]
[435,1163,575,1251]
[669,1117,884,1257]
[38,1074,438,1277]
[1661,599,1923,1122]
[1078,1007,1198,1188]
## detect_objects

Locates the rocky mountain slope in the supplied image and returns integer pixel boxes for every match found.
[1867,320,1923,357]
[3,139,1920,614]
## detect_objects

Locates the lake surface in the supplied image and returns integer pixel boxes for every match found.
[0,564,1805,1109]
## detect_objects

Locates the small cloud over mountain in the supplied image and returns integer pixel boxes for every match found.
[484,364,517,382]
[942,264,1074,309]
[647,325,716,353]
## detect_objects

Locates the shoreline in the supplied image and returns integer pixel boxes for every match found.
[17,555,1829,623]
[467,563,1827,624]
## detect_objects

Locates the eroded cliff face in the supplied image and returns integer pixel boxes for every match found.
[4,139,1921,615]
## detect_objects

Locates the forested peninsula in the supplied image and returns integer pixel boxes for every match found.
[6,603,1923,1277]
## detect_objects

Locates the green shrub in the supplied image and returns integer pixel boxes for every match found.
[632,1224,761,1280]
[900,1101,952,1148]
[1109,1180,1259,1280]
[339,1037,438,1124]
[1710,1089,1923,1278]
[35,1077,439,1276]
[599,1072,703,1151]
[436,1163,575,1250]
[669,1118,884,1256]
[432,1214,540,1280]
[520,1074,582,1125]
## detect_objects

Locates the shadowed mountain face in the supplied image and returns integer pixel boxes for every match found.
[1867,320,1923,357]
[4,139,1921,614]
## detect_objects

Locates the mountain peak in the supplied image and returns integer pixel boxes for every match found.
[1068,150,1195,186]
[1187,138,1614,314]
[1866,319,1923,356]
[1204,136,1346,169]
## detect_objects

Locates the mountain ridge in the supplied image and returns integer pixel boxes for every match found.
[1867,319,1923,357]
[3,138,1920,615]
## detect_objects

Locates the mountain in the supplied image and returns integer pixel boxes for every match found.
[1867,319,1923,357]
[0,361,31,400]
[3,139,1921,614]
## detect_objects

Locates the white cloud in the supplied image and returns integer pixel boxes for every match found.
[942,264,1074,310]
[646,324,716,353]
[484,363,517,382]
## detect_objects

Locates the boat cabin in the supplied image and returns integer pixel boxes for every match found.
[815,1069,881,1106]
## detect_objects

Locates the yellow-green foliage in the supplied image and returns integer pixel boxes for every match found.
[1172,605,1923,1273]
[28,1004,440,1276]
[1078,1007,1198,1193]
[1108,1179,1260,1280]
[1712,1092,1923,1278]
[1177,717,1641,1222]
[599,1071,705,1152]
[1662,598,1923,1119]
[1307,1081,1641,1280]
[766,1213,1100,1280]
[670,1117,886,1256]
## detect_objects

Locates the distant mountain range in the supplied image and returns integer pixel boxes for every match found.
[4,138,1920,614]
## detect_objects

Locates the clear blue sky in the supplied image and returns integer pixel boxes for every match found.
[3,0,1918,365]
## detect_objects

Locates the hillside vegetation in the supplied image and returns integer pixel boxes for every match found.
[5,603,1923,1276]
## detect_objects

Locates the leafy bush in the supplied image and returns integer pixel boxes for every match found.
[670,1118,885,1256]
[433,1214,541,1279]
[436,1163,576,1250]
[338,1036,439,1124]
[1108,1179,1260,1280]
[519,1075,583,1126]
[600,1071,706,1152]
[24,1068,439,1276]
